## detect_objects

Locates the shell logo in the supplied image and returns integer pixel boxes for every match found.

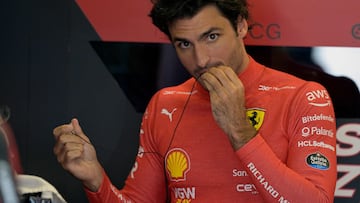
[165,148,190,182]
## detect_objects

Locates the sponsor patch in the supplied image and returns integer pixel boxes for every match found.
[298,140,335,151]
[306,153,330,170]
[306,89,332,107]
[161,108,177,122]
[301,126,334,137]
[236,183,258,194]
[301,114,334,124]
[258,85,296,91]
[246,108,265,131]
[173,187,196,201]
[165,148,191,182]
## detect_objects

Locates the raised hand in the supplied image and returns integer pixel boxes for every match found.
[200,66,257,149]
[53,118,103,191]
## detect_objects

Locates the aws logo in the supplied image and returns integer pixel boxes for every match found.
[246,108,265,131]
[306,90,331,107]
[165,148,191,182]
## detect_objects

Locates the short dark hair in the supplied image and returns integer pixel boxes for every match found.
[149,0,249,39]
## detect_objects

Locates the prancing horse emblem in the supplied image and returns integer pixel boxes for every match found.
[246,108,265,131]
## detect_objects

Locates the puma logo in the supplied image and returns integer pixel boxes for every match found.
[161,108,177,122]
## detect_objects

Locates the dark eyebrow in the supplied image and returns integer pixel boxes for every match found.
[172,37,188,44]
[172,27,222,43]
[199,27,221,40]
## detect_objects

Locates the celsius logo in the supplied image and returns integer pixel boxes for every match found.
[165,148,191,182]
[352,24,360,40]
[236,184,258,194]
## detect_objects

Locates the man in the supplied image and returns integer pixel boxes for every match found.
[53,0,337,202]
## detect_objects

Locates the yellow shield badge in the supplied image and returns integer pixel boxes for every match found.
[246,108,265,131]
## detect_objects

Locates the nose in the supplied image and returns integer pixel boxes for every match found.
[194,45,210,68]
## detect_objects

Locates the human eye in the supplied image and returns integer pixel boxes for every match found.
[207,33,219,42]
[176,40,191,49]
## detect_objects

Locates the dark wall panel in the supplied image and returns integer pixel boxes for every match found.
[0,0,142,202]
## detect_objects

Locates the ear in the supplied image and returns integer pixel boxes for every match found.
[236,17,248,38]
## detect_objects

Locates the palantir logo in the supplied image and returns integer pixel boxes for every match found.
[301,126,334,137]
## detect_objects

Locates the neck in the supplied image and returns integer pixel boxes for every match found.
[235,51,250,75]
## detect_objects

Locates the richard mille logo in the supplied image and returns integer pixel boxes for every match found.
[161,108,177,122]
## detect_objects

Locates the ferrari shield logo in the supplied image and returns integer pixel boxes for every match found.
[246,108,265,131]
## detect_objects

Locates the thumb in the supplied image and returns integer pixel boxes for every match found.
[71,118,91,143]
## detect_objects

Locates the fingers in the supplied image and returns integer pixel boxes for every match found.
[54,134,81,158]
[53,122,73,140]
[53,133,83,154]
[53,118,90,143]
[222,67,243,86]
[55,141,84,168]
[201,66,242,95]
[201,69,223,91]
[53,118,90,165]
[71,118,91,143]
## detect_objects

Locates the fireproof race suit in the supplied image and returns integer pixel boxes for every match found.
[86,56,337,203]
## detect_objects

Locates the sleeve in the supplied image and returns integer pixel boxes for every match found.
[236,82,337,203]
[84,92,167,203]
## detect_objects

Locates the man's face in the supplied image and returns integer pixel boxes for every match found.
[168,5,248,83]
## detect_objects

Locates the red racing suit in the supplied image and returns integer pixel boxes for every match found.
[86,56,337,202]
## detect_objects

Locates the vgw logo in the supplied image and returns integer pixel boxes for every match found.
[173,187,196,203]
